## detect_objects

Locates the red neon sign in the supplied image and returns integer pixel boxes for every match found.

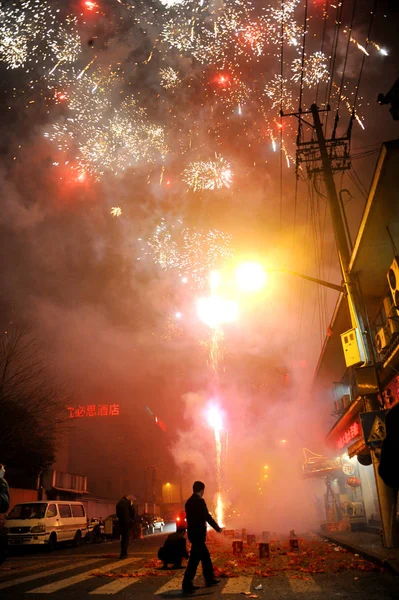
[336,421,361,449]
[67,404,120,418]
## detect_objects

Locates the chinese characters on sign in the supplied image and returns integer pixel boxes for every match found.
[336,421,361,449]
[67,404,120,419]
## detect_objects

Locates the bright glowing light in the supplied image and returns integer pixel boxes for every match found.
[175,311,182,319]
[207,404,223,433]
[110,206,122,217]
[84,1,98,11]
[210,270,221,291]
[236,262,267,292]
[197,296,238,328]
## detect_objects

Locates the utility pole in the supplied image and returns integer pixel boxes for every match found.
[284,103,396,548]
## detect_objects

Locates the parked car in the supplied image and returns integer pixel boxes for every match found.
[6,501,87,550]
[142,514,164,534]
[175,510,187,531]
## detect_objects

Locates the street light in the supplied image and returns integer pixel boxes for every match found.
[235,262,268,292]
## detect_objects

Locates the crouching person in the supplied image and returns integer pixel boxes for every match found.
[158,527,189,569]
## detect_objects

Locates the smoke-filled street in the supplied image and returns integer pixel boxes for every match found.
[1,532,398,599]
[1,0,399,597]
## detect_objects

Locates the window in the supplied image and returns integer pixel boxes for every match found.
[58,504,72,518]
[7,503,47,520]
[71,504,85,517]
[47,504,57,518]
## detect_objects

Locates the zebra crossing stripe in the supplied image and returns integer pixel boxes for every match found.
[27,557,140,594]
[0,560,68,578]
[154,572,185,595]
[0,558,101,590]
[90,577,140,594]
[287,574,321,592]
[221,576,252,594]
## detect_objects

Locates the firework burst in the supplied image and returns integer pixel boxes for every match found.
[0,1,80,71]
[291,51,329,88]
[147,219,234,286]
[160,66,181,89]
[183,156,232,192]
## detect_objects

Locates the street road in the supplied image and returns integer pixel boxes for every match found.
[1,529,398,599]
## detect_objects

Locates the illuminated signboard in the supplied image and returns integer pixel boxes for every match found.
[336,421,361,449]
[67,404,120,419]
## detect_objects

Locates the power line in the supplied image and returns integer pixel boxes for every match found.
[337,0,357,115]
[279,0,285,232]
[315,0,330,107]
[352,0,378,115]
[324,0,344,134]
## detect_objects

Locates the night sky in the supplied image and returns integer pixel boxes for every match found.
[1,0,398,523]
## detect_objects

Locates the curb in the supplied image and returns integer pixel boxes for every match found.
[320,534,399,576]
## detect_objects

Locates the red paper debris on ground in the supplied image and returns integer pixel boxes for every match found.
[93,538,383,580]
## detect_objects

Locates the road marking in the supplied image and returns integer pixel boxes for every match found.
[287,574,321,592]
[0,561,68,578]
[222,576,252,594]
[154,572,185,595]
[0,559,100,590]
[90,577,140,594]
[27,557,140,594]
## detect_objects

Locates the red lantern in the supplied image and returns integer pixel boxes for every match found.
[346,476,361,488]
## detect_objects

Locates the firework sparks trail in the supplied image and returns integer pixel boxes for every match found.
[206,404,224,526]
[208,327,224,373]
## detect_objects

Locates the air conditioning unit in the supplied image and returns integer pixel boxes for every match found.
[342,394,351,408]
[387,257,399,312]
[383,296,399,336]
[375,326,392,353]
[334,398,344,414]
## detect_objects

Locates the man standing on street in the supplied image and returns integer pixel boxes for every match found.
[116,494,135,559]
[182,481,223,594]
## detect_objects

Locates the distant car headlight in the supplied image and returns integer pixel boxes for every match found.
[30,525,46,533]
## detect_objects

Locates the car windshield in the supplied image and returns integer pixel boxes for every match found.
[7,503,47,520]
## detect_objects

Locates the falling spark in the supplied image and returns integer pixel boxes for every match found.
[110,206,122,217]
[77,56,97,80]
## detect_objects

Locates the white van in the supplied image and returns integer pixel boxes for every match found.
[6,501,87,550]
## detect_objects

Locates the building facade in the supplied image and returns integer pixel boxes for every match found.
[312,140,399,547]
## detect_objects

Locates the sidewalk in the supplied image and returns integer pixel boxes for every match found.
[320,530,399,575]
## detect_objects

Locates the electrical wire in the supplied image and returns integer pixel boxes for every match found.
[324,0,344,133]
[279,0,285,232]
[337,0,357,115]
[352,0,378,116]
[315,0,329,107]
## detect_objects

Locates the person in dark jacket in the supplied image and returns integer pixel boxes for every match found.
[158,526,189,569]
[116,494,135,559]
[379,403,399,491]
[182,481,222,594]
[0,465,10,565]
